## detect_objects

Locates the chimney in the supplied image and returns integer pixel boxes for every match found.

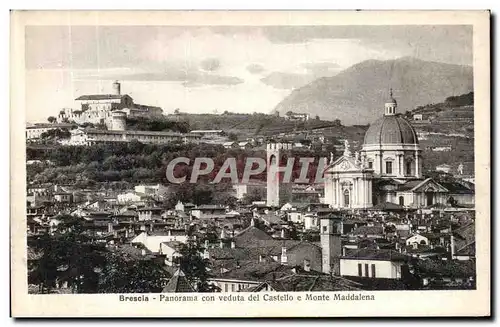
[259,254,264,263]
[303,259,311,272]
[107,222,113,233]
[149,223,154,232]
[141,249,146,256]
[281,228,286,239]
[281,247,288,264]
[231,240,236,249]
[250,218,255,227]
[219,239,224,249]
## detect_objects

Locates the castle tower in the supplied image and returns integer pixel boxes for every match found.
[111,111,127,131]
[266,142,292,207]
[320,214,343,275]
[112,80,121,96]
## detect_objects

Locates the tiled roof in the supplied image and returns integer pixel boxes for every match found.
[456,241,475,256]
[344,276,408,290]
[342,248,409,262]
[352,225,384,236]
[439,181,475,194]
[162,268,196,293]
[268,274,362,292]
[234,226,273,247]
[211,260,287,282]
[208,248,251,261]
[259,214,285,225]
[396,180,425,191]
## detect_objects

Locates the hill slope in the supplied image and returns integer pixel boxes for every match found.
[273,57,473,125]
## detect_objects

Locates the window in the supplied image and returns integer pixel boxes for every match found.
[399,196,405,206]
[364,264,369,277]
[385,161,393,174]
[406,161,412,175]
[224,284,228,292]
[368,161,373,169]
[358,264,363,277]
[371,264,376,278]
[322,226,327,233]
[343,189,350,207]
[231,284,235,292]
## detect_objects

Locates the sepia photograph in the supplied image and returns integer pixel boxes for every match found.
[10,10,490,317]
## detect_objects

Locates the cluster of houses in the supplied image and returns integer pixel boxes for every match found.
[27,179,476,293]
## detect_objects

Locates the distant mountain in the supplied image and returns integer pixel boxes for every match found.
[273,57,473,125]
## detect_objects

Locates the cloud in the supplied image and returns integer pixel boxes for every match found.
[246,64,265,74]
[181,74,244,88]
[76,64,243,87]
[260,72,315,90]
[199,58,221,72]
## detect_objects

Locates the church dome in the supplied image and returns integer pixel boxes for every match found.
[363,115,418,145]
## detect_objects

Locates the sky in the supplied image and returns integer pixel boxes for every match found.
[25,25,472,123]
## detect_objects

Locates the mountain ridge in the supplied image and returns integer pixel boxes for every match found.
[273,57,473,125]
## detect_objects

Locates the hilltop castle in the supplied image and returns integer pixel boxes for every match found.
[57,81,163,130]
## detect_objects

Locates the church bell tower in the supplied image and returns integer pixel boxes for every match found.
[266,142,292,207]
[320,214,343,275]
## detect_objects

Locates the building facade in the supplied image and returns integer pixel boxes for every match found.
[324,90,474,209]
[61,128,201,146]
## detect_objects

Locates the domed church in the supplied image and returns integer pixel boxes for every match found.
[323,90,474,209]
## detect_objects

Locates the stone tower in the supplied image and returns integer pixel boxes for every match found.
[112,80,121,96]
[111,111,127,131]
[266,142,292,207]
[320,214,343,275]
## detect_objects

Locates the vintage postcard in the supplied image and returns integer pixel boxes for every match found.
[10,10,490,317]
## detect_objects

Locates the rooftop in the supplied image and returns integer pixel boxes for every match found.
[342,248,409,262]
[75,94,127,101]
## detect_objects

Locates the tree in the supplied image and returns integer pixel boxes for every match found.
[333,119,342,126]
[176,237,218,292]
[174,108,180,115]
[98,252,169,293]
[47,116,57,123]
[241,187,266,205]
[29,215,171,294]
[28,215,107,293]
[41,128,71,140]
[315,115,320,120]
